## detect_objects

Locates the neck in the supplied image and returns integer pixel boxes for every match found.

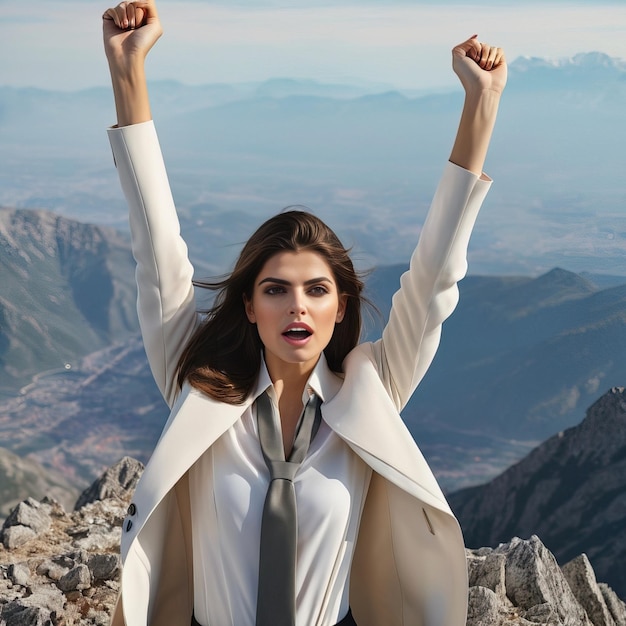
[264,355,320,455]
[264,353,320,401]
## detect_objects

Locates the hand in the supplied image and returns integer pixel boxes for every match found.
[452,35,507,96]
[103,1,162,74]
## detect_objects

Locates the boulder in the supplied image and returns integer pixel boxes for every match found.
[467,535,626,626]
[74,456,144,510]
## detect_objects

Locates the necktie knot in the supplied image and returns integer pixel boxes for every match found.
[268,460,298,482]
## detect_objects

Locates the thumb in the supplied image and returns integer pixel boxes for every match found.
[452,34,480,60]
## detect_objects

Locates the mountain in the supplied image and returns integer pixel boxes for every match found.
[395,267,626,441]
[1,52,625,274]
[0,208,138,395]
[448,386,626,599]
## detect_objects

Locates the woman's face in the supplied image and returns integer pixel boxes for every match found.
[245,250,346,378]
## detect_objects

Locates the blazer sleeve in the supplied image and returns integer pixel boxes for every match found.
[108,121,198,408]
[371,162,491,411]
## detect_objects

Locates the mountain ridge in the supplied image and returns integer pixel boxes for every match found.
[0,207,138,394]
[449,386,626,599]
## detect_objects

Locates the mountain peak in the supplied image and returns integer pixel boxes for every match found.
[535,267,596,290]
[580,385,626,436]
[449,385,626,597]
[511,51,626,73]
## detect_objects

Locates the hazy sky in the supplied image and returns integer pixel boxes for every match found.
[1,0,625,90]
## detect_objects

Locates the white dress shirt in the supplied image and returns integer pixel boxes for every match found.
[189,354,372,626]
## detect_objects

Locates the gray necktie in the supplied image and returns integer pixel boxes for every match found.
[255,390,322,626]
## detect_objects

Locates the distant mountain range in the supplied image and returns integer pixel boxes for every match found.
[393,267,626,441]
[449,386,626,599]
[1,52,625,275]
[2,207,626,499]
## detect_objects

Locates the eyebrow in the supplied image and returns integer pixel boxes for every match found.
[257,276,333,287]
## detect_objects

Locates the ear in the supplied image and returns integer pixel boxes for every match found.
[335,294,347,323]
[243,295,256,323]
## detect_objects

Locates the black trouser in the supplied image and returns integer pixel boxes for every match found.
[191,608,357,626]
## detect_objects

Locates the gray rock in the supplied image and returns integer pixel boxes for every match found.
[2,525,36,550]
[0,603,54,626]
[562,553,615,626]
[0,587,64,625]
[35,560,66,582]
[468,549,507,600]
[74,456,143,510]
[51,554,75,570]
[3,498,51,535]
[23,587,65,614]
[495,536,591,626]
[8,563,30,588]
[88,553,120,581]
[467,585,501,625]
[66,548,90,565]
[56,564,91,592]
[523,602,561,624]
[599,583,626,625]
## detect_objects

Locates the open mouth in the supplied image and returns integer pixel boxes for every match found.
[282,329,312,340]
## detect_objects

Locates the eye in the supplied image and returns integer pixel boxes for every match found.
[264,285,286,295]
[308,285,330,296]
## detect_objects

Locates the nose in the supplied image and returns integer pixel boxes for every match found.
[288,289,307,316]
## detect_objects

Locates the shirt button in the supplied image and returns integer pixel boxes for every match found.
[125,519,133,533]
[127,503,137,516]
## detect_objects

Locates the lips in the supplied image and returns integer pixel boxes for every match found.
[282,322,313,342]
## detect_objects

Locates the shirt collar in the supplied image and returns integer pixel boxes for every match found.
[252,352,343,406]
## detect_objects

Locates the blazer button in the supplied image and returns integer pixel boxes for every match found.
[127,503,137,516]
[125,519,133,533]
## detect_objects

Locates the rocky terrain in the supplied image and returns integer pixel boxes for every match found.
[449,386,626,600]
[0,456,625,625]
[0,457,142,626]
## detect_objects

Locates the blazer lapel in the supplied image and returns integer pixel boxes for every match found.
[323,345,453,515]
[123,384,251,552]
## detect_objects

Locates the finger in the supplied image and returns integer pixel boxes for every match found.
[124,2,146,29]
[455,37,482,63]
[102,2,148,30]
[125,2,136,29]
[482,46,497,71]
[486,46,504,71]
[106,2,131,29]
[103,5,129,28]
[493,49,506,69]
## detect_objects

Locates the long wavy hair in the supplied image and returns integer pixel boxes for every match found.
[176,210,367,404]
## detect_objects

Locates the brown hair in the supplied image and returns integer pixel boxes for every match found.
[176,210,367,404]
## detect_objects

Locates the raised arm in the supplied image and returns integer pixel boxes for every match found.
[103,1,197,406]
[449,35,507,176]
[103,0,162,126]
[373,36,507,410]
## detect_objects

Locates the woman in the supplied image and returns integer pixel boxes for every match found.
[102,2,507,625]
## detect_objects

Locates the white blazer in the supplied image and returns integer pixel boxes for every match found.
[107,121,491,626]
